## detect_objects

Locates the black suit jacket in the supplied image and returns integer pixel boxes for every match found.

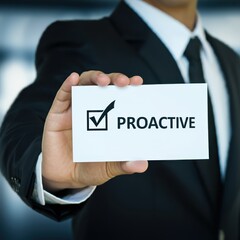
[1,2,240,240]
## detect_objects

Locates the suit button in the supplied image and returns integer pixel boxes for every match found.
[10,177,21,193]
[219,230,225,240]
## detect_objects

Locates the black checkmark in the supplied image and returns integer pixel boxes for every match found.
[90,100,115,127]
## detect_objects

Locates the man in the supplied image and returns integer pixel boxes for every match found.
[0,0,240,239]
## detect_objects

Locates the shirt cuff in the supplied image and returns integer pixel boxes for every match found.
[32,153,96,205]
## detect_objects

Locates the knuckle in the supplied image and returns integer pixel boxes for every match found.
[95,70,104,77]
[111,73,129,86]
[114,73,126,79]
[105,162,117,180]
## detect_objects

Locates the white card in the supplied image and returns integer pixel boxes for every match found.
[72,84,208,162]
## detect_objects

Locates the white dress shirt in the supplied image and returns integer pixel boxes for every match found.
[33,0,231,205]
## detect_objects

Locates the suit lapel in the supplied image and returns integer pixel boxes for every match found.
[110,2,184,85]
[138,33,185,84]
[206,33,240,222]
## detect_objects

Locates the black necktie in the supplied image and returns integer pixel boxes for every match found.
[184,37,222,219]
[184,37,205,84]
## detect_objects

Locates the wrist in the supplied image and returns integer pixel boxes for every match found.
[42,172,88,193]
[42,176,68,193]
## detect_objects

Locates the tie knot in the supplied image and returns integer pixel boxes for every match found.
[184,37,202,61]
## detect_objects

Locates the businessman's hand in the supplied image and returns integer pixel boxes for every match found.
[42,71,148,192]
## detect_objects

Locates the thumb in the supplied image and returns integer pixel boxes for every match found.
[105,160,148,179]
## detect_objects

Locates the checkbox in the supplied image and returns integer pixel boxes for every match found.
[87,110,108,131]
[86,100,115,131]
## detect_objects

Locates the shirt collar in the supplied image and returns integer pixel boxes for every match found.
[125,0,209,61]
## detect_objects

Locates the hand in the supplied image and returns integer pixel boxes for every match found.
[42,71,148,192]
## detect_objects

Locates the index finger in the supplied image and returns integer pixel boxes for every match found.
[50,72,80,114]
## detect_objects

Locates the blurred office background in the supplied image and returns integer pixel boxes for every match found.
[0,0,239,239]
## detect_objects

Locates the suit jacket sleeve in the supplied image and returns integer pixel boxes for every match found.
[0,20,100,221]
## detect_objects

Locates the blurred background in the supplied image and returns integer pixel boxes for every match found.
[0,0,239,239]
